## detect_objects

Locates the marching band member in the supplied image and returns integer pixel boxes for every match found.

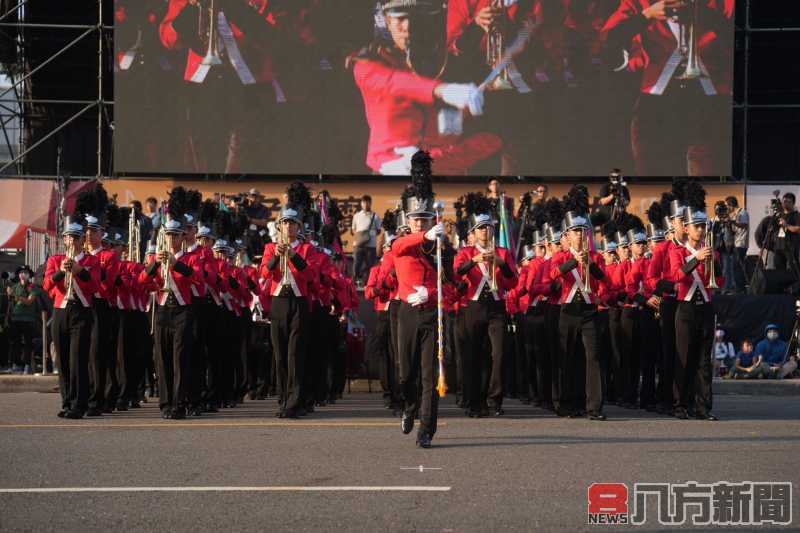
[392,151,452,448]
[454,193,518,417]
[348,0,502,175]
[366,240,399,411]
[140,197,198,420]
[669,182,722,420]
[548,209,608,421]
[44,215,101,419]
[260,202,316,418]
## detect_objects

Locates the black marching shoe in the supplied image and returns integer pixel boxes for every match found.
[64,410,84,419]
[57,409,67,418]
[493,407,505,417]
[696,412,718,421]
[282,408,300,419]
[588,411,607,421]
[116,402,129,412]
[416,432,432,449]
[85,407,103,417]
[674,407,689,420]
[171,407,186,420]
[188,406,203,417]
[161,408,173,419]
[129,401,141,409]
[401,413,414,434]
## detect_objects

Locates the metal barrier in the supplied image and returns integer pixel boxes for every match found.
[24,228,62,272]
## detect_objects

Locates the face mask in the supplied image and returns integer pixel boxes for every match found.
[767,331,778,341]
[18,273,29,284]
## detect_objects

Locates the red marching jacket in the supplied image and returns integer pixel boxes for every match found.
[646,239,679,297]
[260,241,316,299]
[44,252,101,309]
[454,245,518,301]
[669,243,724,303]
[392,232,445,306]
[139,251,198,306]
[601,0,734,96]
[624,256,653,306]
[365,265,391,312]
[88,248,121,303]
[548,249,607,305]
[377,249,400,300]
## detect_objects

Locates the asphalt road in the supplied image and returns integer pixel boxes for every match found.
[0,392,798,532]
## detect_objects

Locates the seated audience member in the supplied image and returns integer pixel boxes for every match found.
[755,324,794,379]
[713,328,736,377]
[727,339,768,379]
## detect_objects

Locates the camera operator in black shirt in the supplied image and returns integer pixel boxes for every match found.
[596,168,631,223]
[756,192,800,278]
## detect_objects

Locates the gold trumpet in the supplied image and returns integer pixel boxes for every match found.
[676,0,702,80]
[64,241,76,301]
[486,0,513,91]
[706,220,719,290]
[128,209,141,263]
[156,226,173,293]
[582,227,592,293]
[198,0,223,66]
[489,229,498,292]
[279,224,290,288]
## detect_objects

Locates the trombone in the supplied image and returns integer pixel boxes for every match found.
[486,0,513,91]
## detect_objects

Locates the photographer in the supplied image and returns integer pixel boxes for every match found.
[597,169,631,222]
[756,192,800,276]
[726,196,749,293]
[713,200,736,295]
[245,188,270,229]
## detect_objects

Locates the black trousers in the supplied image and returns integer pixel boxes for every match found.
[89,300,118,410]
[189,300,214,407]
[154,305,193,411]
[559,304,604,415]
[620,307,641,406]
[374,310,398,404]
[658,298,677,411]
[388,299,401,381]
[8,319,36,369]
[674,301,714,415]
[304,306,327,406]
[269,295,308,412]
[513,312,533,400]
[236,312,250,399]
[545,303,562,410]
[524,306,551,405]
[353,246,376,283]
[116,310,144,405]
[462,299,506,410]
[328,315,346,399]
[52,304,92,412]
[607,307,624,403]
[397,302,439,436]
[206,305,231,406]
[452,310,467,404]
[639,307,661,408]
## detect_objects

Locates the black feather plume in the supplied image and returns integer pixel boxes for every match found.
[602,220,618,240]
[563,185,590,215]
[410,150,433,201]
[167,186,188,220]
[75,181,109,220]
[186,189,202,215]
[544,197,564,227]
[382,209,397,234]
[646,201,664,226]
[672,178,690,204]
[213,209,233,241]
[464,192,492,217]
[685,180,707,211]
[287,181,312,213]
[199,199,217,227]
[659,192,676,214]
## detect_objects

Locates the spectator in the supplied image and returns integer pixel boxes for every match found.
[755,192,800,274]
[245,188,270,228]
[712,328,736,377]
[755,324,793,379]
[727,339,769,379]
[726,196,749,293]
[146,196,159,229]
[350,195,381,286]
[713,200,736,295]
[6,266,40,374]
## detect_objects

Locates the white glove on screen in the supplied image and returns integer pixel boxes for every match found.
[439,83,484,116]
[379,146,419,176]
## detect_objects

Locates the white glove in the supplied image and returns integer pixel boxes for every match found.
[424,222,445,241]
[379,146,419,176]
[439,83,484,116]
[407,285,429,307]
[502,0,518,6]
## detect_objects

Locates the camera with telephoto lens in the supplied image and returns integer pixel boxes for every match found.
[608,171,626,196]
[714,200,729,220]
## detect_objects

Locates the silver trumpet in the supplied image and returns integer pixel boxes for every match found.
[676,0,702,80]
[128,209,141,263]
[279,225,290,288]
[156,226,173,293]
[705,220,719,290]
[198,0,223,66]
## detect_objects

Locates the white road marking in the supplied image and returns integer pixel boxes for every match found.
[400,465,443,472]
[0,486,451,494]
